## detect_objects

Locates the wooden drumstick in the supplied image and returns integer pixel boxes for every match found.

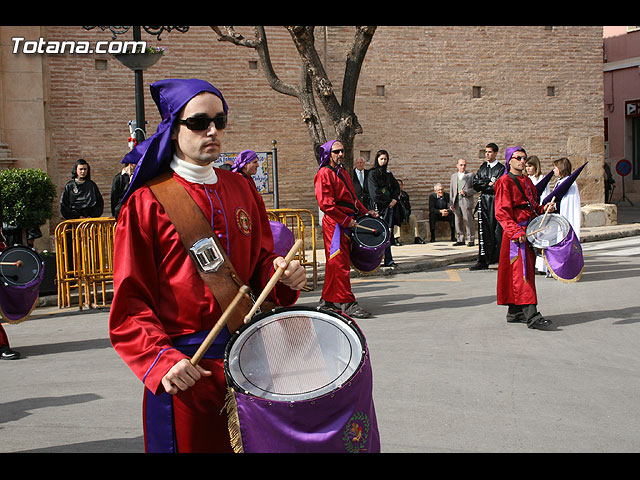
[243,238,304,324]
[355,224,378,233]
[527,196,555,237]
[191,285,252,366]
[0,261,23,266]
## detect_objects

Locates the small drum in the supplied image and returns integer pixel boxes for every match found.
[0,246,44,324]
[224,306,380,453]
[526,213,571,249]
[350,216,390,273]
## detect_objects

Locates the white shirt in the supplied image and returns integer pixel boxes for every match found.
[170,155,218,184]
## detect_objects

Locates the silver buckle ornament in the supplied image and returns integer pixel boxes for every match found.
[190,237,224,273]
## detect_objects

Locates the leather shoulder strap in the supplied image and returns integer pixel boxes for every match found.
[146,172,252,333]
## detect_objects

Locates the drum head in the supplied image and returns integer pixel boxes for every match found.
[352,216,389,249]
[0,246,43,287]
[224,307,366,402]
[526,213,571,249]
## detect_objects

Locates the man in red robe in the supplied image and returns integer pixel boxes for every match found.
[314,140,377,318]
[109,79,306,453]
[494,147,555,330]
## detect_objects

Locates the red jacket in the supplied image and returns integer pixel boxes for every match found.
[495,173,544,305]
[109,169,298,394]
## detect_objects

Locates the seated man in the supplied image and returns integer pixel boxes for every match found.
[428,183,455,242]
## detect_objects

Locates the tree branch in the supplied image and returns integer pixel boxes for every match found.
[210,26,298,97]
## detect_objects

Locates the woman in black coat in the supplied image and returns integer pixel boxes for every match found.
[367,149,400,267]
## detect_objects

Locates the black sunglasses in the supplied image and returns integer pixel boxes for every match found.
[331,148,345,154]
[177,114,227,131]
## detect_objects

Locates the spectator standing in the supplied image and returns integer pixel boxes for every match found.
[60,159,104,220]
[449,158,476,246]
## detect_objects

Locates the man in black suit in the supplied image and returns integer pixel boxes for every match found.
[351,156,372,209]
[428,183,455,242]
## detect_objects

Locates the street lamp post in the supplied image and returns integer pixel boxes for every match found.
[83,26,189,145]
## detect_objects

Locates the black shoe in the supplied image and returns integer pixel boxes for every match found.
[469,262,489,271]
[318,299,341,312]
[383,261,397,268]
[467,242,474,247]
[452,241,465,246]
[430,238,436,243]
[0,347,21,360]
[528,317,553,330]
[507,314,527,324]
[414,237,425,244]
[342,302,373,319]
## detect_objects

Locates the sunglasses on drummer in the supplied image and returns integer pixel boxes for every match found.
[177,114,227,131]
[331,149,345,154]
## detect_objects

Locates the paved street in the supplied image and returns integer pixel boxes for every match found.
[1,235,639,453]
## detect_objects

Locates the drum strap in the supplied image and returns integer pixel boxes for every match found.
[507,173,535,220]
[147,172,253,333]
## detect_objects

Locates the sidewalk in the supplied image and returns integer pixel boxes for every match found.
[35,206,640,309]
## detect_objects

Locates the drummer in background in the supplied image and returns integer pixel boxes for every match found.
[552,157,581,239]
[494,147,555,330]
[0,207,16,359]
[0,201,18,359]
[231,149,260,187]
[314,140,378,319]
[108,78,306,453]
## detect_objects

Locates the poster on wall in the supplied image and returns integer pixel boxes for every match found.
[215,152,271,195]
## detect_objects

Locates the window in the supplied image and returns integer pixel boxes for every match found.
[547,86,556,97]
[472,86,482,98]
[376,85,385,96]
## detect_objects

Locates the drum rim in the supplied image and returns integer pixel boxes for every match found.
[224,306,367,402]
[0,246,44,287]
[352,216,390,249]
[526,213,571,248]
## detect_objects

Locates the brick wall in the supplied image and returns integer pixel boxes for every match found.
[40,26,603,232]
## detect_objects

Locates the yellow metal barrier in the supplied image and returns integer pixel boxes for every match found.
[54,217,116,309]
[267,209,318,290]
[76,218,116,307]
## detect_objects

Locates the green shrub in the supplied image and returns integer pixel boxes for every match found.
[0,168,57,230]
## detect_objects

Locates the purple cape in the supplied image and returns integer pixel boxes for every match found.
[543,224,584,282]
[120,78,228,203]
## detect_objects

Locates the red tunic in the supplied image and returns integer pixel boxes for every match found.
[494,173,544,306]
[314,165,368,304]
[109,169,298,452]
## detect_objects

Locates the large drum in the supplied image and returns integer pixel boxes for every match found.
[526,213,584,283]
[0,246,44,323]
[350,216,390,273]
[526,213,571,249]
[223,306,380,453]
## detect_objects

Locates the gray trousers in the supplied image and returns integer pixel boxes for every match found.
[452,200,475,243]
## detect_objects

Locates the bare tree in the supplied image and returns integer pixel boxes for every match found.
[211,26,376,169]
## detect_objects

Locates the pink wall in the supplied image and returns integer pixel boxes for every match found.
[603,27,640,198]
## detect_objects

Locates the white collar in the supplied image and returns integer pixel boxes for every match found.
[170,155,218,184]
[488,160,498,168]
